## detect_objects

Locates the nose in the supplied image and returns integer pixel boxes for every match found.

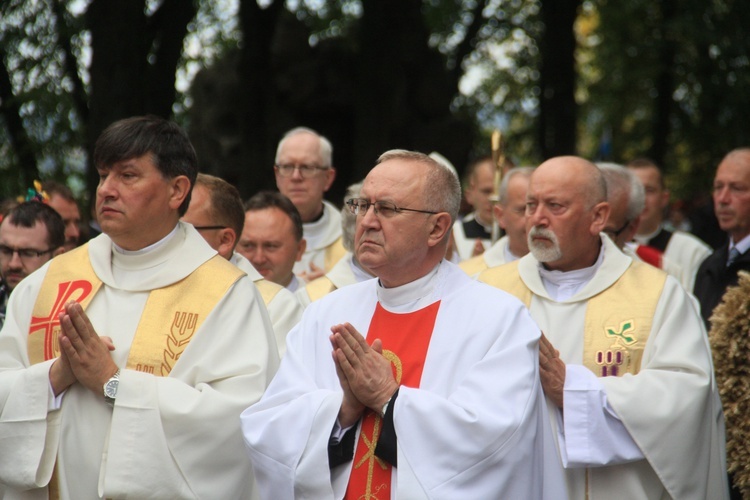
[250,247,266,264]
[359,203,380,229]
[526,205,547,228]
[97,175,117,201]
[8,250,23,268]
[67,222,80,241]
[290,166,304,180]
[714,186,730,205]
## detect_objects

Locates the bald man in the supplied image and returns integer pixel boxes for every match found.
[480,156,727,499]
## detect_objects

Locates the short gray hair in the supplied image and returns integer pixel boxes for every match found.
[376,149,461,223]
[341,181,363,252]
[597,162,645,221]
[276,127,333,167]
[498,166,534,204]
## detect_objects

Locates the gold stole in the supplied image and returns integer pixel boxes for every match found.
[480,260,666,376]
[345,301,441,500]
[458,254,488,277]
[305,276,336,303]
[254,279,283,307]
[324,237,347,272]
[26,244,243,497]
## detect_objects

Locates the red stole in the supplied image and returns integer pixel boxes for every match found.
[344,301,441,500]
[636,244,663,269]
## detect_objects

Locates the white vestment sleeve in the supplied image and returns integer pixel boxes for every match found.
[559,364,644,467]
[102,278,278,499]
[266,286,304,357]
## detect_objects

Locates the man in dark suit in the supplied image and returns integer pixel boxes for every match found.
[694,148,750,327]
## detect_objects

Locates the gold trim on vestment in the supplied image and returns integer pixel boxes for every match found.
[254,279,283,307]
[324,237,347,272]
[305,276,336,303]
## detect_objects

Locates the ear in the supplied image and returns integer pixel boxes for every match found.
[494,204,507,229]
[169,176,192,211]
[427,213,453,248]
[295,238,307,262]
[589,201,610,236]
[217,228,237,258]
[323,168,336,192]
[52,246,66,257]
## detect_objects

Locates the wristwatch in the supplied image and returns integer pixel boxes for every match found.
[103,369,120,407]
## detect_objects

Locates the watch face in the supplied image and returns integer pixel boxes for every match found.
[105,379,119,399]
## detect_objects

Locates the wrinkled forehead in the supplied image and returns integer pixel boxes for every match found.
[362,161,425,203]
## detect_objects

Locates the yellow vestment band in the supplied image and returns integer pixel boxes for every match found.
[305,276,336,303]
[28,244,244,377]
[254,279,283,307]
[458,254,488,277]
[324,237,347,271]
[480,259,666,377]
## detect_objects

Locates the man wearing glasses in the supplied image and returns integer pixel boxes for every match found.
[274,127,346,282]
[243,149,563,498]
[0,201,65,328]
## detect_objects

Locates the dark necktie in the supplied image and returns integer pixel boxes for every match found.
[727,247,741,267]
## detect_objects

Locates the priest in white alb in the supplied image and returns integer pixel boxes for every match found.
[0,116,278,499]
[241,150,565,499]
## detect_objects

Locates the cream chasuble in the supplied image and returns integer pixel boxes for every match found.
[479,236,728,500]
[0,222,278,499]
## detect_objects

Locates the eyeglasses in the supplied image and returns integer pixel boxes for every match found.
[0,244,54,261]
[275,163,330,178]
[604,219,631,239]
[193,225,227,231]
[346,198,439,218]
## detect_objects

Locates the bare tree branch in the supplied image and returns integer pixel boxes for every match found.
[0,45,40,185]
[51,0,89,122]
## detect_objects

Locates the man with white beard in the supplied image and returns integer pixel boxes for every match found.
[479,156,727,499]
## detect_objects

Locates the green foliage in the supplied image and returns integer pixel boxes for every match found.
[580,0,750,200]
[0,0,86,199]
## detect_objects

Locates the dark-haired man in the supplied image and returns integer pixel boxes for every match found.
[0,116,277,499]
[0,202,65,328]
[183,174,303,356]
[627,158,711,290]
[238,191,307,292]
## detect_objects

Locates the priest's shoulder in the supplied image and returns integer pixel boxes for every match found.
[477,260,521,287]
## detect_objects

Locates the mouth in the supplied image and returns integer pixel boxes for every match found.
[99,206,120,216]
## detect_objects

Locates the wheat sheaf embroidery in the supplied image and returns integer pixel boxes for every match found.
[162,312,198,375]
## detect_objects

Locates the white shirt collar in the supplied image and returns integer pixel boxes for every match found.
[376,262,441,312]
[538,247,604,302]
[730,234,750,255]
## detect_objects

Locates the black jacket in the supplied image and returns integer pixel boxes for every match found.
[693,243,750,328]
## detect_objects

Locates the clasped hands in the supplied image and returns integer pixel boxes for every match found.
[330,323,398,428]
[539,332,566,408]
[49,300,118,397]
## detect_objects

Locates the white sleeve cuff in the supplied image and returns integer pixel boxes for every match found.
[559,364,644,467]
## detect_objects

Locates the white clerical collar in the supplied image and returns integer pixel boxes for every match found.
[286,274,300,292]
[303,203,329,240]
[633,224,663,245]
[730,234,750,255]
[538,247,604,302]
[467,211,492,232]
[376,262,441,311]
[113,225,179,255]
